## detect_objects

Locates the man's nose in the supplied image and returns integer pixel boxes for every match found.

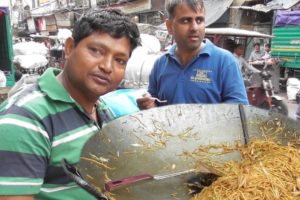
[190,20,199,30]
[98,57,113,73]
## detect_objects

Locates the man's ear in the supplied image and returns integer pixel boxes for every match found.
[64,37,74,59]
[166,19,173,35]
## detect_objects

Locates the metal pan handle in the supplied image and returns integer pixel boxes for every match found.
[61,159,108,200]
[105,174,153,191]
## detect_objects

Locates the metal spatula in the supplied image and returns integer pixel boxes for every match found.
[105,169,195,191]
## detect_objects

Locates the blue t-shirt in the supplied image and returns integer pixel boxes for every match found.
[148,39,248,105]
[296,103,300,120]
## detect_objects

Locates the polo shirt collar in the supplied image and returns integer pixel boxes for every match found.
[167,38,212,58]
[39,67,74,103]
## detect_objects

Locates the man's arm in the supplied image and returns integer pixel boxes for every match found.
[136,94,156,110]
[0,108,49,197]
[222,59,249,105]
[137,58,160,110]
[241,58,260,73]
[248,52,254,62]
[0,196,34,200]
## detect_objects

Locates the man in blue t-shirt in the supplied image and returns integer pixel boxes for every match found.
[137,0,248,109]
[296,103,300,121]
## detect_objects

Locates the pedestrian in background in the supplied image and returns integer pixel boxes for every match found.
[249,42,264,64]
[0,8,140,200]
[262,43,271,60]
[137,0,248,110]
[233,43,260,75]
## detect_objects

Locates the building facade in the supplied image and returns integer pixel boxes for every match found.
[10,0,300,39]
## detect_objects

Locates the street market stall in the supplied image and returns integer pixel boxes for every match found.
[73,104,300,200]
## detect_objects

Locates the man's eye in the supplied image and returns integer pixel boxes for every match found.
[181,18,190,23]
[196,18,204,24]
[90,47,102,55]
[116,58,127,66]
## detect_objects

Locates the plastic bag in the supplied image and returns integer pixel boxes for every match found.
[100,89,146,118]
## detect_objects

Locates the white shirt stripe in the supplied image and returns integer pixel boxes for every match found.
[40,185,78,193]
[0,118,49,139]
[52,126,98,147]
[16,91,46,107]
[0,181,42,186]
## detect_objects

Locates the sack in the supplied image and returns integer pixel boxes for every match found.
[287,85,299,101]
[287,78,300,87]
[13,41,48,56]
[0,70,6,87]
[14,54,48,69]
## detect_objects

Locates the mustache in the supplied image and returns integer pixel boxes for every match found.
[188,31,201,37]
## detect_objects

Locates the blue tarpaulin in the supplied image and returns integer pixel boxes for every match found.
[274,9,300,27]
[0,7,9,14]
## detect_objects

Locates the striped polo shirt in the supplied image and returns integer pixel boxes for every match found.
[0,68,114,199]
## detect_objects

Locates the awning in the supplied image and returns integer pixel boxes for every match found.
[116,0,234,26]
[153,0,234,28]
[30,2,56,17]
[150,26,273,38]
[111,0,151,14]
[205,0,234,26]
[231,0,300,13]
[125,0,234,27]
[205,27,274,38]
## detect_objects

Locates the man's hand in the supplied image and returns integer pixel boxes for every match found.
[136,93,157,110]
[249,60,264,65]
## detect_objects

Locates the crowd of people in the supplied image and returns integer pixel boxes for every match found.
[0,0,298,199]
[248,42,273,64]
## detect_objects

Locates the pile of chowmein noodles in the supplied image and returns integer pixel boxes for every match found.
[191,139,300,200]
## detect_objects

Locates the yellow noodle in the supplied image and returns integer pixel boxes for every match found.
[192,140,300,200]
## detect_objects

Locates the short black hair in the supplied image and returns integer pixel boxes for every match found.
[165,0,204,19]
[72,8,141,55]
[254,42,260,47]
[264,43,270,48]
[234,43,243,49]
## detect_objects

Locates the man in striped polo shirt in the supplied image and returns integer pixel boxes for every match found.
[0,9,140,200]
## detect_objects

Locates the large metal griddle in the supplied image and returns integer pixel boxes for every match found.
[77,104,300,200]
